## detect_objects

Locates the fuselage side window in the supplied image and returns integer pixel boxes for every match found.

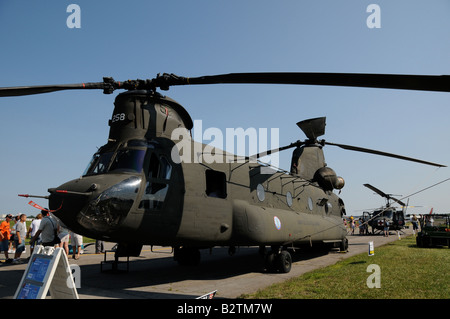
[139,152,173,210]
[205,169,227,199]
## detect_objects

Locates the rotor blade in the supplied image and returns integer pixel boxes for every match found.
[324,141,446,167]
[390,197,407,207]
[364,184,389,198]
[0,82,110,97]
[155,72,450,92]
[0,77,128,97]
[363,184,407,206]
[248,140,304,160]
[3,72,450,96]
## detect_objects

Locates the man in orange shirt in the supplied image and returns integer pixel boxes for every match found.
[0,214,13,263]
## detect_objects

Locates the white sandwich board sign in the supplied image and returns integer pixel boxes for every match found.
[14,245,79,299]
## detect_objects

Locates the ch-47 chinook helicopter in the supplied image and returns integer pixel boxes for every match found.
[1,72,448,273]
[362,184,408,234]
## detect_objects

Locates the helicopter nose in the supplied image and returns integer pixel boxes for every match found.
[49,176,141,238]
[49,188,92,233]
[78,176,141,233]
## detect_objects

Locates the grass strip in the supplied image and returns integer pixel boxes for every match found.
[242,236,449,299]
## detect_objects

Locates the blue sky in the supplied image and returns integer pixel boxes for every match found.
[1,0,449,216]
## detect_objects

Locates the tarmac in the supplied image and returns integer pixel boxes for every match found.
[0,227,413,299]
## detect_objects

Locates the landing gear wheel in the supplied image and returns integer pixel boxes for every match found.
[340,238,348,252]
[276,250,292,273]
[265,249,292,273]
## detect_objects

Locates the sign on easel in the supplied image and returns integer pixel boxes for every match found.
[368,241,374,256]
[14,245,79,299]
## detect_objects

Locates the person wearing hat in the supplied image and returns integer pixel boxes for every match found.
[0,214,13,263]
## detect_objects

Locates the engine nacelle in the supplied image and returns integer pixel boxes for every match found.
[314,167,345,191]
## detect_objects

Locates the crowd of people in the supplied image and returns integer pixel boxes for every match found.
[0,210,98,264]
[344,216,370,235]
[344,214,425,237]
[344,215,394,236]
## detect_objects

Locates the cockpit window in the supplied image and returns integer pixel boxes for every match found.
[83,140,165,177]
[148,153,172,180]
[83,152,114,176]
[139,154,173,211]
[83,149,146,176]
[109,149,146,173]
[384,210,394,219]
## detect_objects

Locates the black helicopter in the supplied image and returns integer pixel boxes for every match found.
[362,183,408,234]
[1,72,447,273]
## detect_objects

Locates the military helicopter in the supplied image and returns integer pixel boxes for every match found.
[1,72,447,273]
[362,183,408,234]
